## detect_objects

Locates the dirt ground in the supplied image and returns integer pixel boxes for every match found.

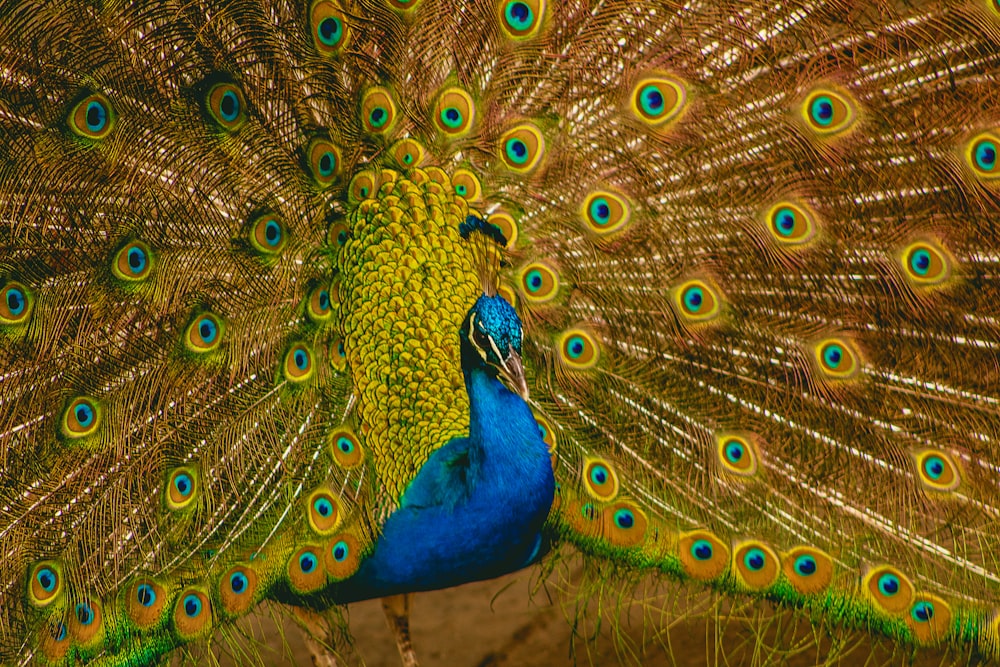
[193,562,956,667]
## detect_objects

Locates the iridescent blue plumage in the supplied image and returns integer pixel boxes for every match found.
[335,294,554,602]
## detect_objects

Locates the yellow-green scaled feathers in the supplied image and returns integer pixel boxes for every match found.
[338,168,481,500]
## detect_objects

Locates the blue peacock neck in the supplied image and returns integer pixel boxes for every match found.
[329,320,555,603]
[463,363,554,507]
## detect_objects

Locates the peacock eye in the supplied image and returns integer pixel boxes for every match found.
[311,1,349,56]
[206,82,247,132]
[69,92,116,140]
[361,87,396,134]
[499,123,545,173]
[473,328,490,350]
[433,87,475,136]
[308,139,342,188]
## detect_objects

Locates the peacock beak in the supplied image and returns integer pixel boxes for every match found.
[499,348,529,400]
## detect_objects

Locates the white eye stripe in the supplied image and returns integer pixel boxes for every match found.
[487,336,503,361]
[468,312,490,361]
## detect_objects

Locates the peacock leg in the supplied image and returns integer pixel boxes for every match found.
[381,593,419,667]
[289,607,339,667]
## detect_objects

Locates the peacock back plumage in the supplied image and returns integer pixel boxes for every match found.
[2,0,1000,664]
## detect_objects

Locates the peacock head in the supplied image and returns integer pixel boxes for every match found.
[460,294,528,399]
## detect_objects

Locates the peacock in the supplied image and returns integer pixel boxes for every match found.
[1,0,999,665]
